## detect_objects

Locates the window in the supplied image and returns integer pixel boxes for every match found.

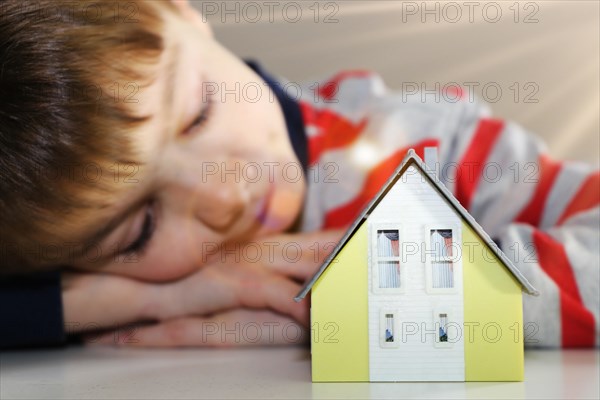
[438,313,448,342]
[429,229,454,289]
[380,310,399,348]
[433,309,454,348]
[371,226,404,293]
[385,313,395,343]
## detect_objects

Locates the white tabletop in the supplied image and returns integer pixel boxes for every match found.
[1,346,598,399]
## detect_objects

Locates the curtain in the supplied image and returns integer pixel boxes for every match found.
[377,230,401,288]
[378,230,400,257]
[431,230,454,288]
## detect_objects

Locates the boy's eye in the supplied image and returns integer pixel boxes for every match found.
[122,201,156,256]
[183,97,213,135]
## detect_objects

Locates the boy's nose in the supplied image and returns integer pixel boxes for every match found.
[193,182,248,232]
[161,153,251,233]
[172,164,250,232]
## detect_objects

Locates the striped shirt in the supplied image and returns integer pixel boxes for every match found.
[291,70,599,348]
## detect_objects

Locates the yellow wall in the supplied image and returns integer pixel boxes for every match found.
[462,222,524,381]
[311,223,369,382]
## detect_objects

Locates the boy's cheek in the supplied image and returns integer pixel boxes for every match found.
[95,237,202,282]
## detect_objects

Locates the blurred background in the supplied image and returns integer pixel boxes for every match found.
[193,0,599,167]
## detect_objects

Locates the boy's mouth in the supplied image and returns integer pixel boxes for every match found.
[254,182,275,225]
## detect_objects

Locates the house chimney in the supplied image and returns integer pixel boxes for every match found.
[424,147,438,172]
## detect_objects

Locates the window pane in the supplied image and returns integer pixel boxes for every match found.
[377,230,400,257]
[430,229,453,258]
[439,313,448,342]
[432,261,454,288]
[379,261,401,288]
[385,313,395,343]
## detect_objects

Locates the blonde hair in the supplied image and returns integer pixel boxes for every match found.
[0,0,178,271]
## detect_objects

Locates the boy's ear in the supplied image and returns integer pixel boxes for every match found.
[170,0,213,38]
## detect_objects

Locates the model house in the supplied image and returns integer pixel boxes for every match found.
[295,148,538,382]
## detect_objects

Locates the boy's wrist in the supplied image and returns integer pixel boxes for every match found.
[62,272,163,332]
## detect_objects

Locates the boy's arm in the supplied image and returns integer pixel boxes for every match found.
[443,97,599,348]
[0,269,159,349]
[0,271,65,349]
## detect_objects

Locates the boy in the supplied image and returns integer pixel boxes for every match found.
[1,0,598,348]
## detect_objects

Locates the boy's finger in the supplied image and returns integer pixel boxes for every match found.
[150,269,235,320]
[249,230,345,280]
[235,273,310,326]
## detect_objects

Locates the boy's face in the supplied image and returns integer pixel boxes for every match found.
[72,4,305,280]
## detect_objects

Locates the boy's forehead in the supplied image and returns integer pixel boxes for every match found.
[122,34,182,162]
[111,7,208,165]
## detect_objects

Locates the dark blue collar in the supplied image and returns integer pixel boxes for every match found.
[244,60,308,175]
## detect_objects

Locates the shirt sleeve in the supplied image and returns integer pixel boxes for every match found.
[0,270,66,349]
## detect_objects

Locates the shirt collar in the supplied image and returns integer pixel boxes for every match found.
[244,59,308,175]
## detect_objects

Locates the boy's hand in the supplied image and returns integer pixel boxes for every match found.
[65,229,344,347]
[149,229,345,326]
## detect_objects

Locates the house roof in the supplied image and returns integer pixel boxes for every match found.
[294,149,539,301]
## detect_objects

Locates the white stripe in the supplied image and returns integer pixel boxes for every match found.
[540,163,591,229]
[501,224,562,347]
[304,124,320,138]
[297,73,386,124]
[318,148,371,210]
[300,163,325,232]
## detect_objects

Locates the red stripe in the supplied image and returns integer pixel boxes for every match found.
[323,140,439,229]
[557,171,600,225]
[442,85,466,101]
[300,101,368,166]
[454,118,504,211]
[515,155,562,226]
[533,230,596,347]
[315,70,372,101]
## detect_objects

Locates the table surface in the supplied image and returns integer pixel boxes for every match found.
[1,346,598,399]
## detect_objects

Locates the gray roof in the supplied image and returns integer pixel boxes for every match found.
[294,149,539,301]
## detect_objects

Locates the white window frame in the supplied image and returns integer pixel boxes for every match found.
[432,308,454,348]
[370,223,405,294]
[379,309,399,348]
[424,225,460,294]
